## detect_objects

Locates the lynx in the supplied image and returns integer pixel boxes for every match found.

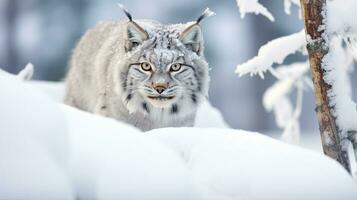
[64,5,213,131]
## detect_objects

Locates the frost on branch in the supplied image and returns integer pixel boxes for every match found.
[236,0,301,21]
[236,30,305,79]
[236,27,309,144]
[234,12,308,143]
[325,0,357,133]
[236,0,274,22]
[327,0,357,64]
[263,62,309,144]
[327,0,357,35]
[325,1,357,175]
[235,27,307,143]
[320,37,356,134]
[322,37,357,144]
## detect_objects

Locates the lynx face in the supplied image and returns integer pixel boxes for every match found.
[120,21,209,117]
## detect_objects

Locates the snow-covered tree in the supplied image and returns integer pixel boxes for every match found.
[235,0,357,176]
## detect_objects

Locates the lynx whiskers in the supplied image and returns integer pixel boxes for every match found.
[64,5,214,131]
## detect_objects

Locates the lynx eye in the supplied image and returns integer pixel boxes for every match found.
[140,62,152,71]
[170,63,182,72]
[131,41,140,48]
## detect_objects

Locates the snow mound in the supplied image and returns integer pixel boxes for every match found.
[61,105,193,199]
[0,76,74,200]
[149,128,357,200]
[1,70,357,199]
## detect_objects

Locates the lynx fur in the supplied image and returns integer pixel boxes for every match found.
[64,6,213,131]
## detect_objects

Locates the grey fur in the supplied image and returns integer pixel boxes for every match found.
[64,18,210,131]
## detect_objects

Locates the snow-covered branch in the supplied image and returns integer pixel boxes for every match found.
[236,0,301,21]
[234,14,307,143]
[322,37,357,135]
[327,0,357,64]
[263,62,309,144]
[327,0,357,35]
[325,2,357,175]
[235,0,357,148]
[236,30,306,79]
[236,0,274,22]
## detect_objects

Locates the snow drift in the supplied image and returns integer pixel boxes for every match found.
[0,70,357,199]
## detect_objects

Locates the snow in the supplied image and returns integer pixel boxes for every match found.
[149,128,357,200]
[234,1,306,143]
[62,105,193,200]
[326,0,357,63]
[323,0,357,153]
[194,100,229,128]
[236,0,300,21]
[346,140,357,181]
[63,105,139,199]
[96,132,192,200]
[0,62,33,81]
[236,30,306,78]
[324,1,357,140]
[0,76,74,200]
[1,68,357,199]
[236,0,274,22]
[234,0,357,176]
[327,0,357,34]
[314,1,357,178]
[27,80,66,102]
[235,29,308,143]
[322,37,357,137]
[17,63,34,80]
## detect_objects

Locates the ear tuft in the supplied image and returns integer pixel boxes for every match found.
[196,8,216,24]
[125,22,149,52]
[179,24,203,55]
[118,3,133,21]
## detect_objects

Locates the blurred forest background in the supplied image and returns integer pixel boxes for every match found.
[1,0,356,134]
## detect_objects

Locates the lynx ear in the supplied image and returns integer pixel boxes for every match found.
[118,3,149,52]
[125,21,149,52]
[179,8,215,55]
[179,24,203,55]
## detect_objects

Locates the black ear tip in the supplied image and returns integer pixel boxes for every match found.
[118,3,133,21]
[196,8,216,24]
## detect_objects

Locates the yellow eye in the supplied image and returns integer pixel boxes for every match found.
[141,62,152,71]
[170,63,182,72]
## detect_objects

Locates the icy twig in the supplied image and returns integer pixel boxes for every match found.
[236,0,274,22]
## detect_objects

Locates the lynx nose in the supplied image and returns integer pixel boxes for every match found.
[153,83,168,94]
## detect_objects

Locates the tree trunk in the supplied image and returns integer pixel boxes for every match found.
[299,0,350,172]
